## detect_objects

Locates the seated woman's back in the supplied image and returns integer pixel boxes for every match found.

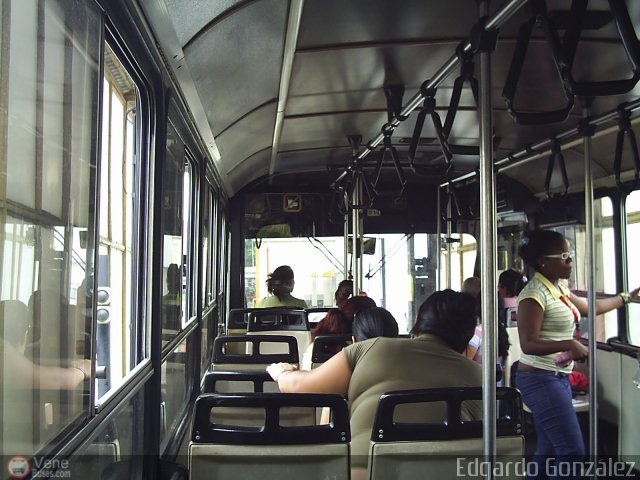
[344,335,481,461]
[342,290,481,466]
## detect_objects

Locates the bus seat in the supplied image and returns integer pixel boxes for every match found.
[310,334,352,369]
[246,308,311,356]
[211,334,299,371]
[201,370,316,426]
[305,307,332,330]
[189,393,350,480]
[367,387,524,480]
[226,308,260,334]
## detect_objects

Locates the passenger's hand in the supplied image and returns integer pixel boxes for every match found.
[630,287,640,302]
[568,340,588,361]
[266,362,298,381]
[70,359,92,380]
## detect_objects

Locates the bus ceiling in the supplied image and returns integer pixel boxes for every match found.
[139,0,640,199]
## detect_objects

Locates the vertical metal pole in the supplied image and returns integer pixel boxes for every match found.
[436,186,442,291]
[351,177,361,293]
[343,213,349,280]
[478,0,497,473]
[446,187,453,289]
[582,105,598,463]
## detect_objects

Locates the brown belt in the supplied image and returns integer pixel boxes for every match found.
[518,363,548,373]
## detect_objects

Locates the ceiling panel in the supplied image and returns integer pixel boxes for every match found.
[164,0,246,46]
[216,103,278,175]
[183,0,287,135]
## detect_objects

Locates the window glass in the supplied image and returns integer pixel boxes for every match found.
[201,187,210,307]
[69,386,145,478]
[182,162,194,324]
[0,0,101,458]
[207,193,222,302]
[160,339,190,451]
[161,121,186,343]
[555,197,616,341]
[244,234,446,334]
[95,43,143,403]
[626,190,640,346]
[438,233,477,292]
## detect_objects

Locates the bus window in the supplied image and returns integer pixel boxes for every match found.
[245,233,448,334]
[438,233,477,292]
[95,42,145,403]
[626,190,640,346]
[0,0,101,457]
[556,197,617,341]
[161,121,197,341]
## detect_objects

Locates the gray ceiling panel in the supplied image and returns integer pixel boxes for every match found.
[289,44,460,101]
[216,103,278,175]
[183,0,287,136]
[298,0,480,48]
[139,0,640,196]
[164,0,246,46]
[227,148,273,193]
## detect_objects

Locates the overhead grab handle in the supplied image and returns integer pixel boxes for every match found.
[502,0,574,125]
[562,0,640,97]
[442,44,480,156]
[331,134,375,211]
[613,107,640,194]
[372,132,407,198]
[544,137,570,198]
[408,86,453,176]
[445,183,463,221]
[346,168,375,210]
[371,86,407,198]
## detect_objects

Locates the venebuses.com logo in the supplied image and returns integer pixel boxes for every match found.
[6,456,71,479]
[6,457,30,479]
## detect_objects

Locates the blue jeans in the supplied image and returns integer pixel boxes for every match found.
[516,369,585,480]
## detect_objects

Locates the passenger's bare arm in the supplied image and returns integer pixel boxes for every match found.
[267,350,351,395]
[570,287,639,316]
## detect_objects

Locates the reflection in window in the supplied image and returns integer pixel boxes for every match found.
[69,386,145,478]
[160,339,190,451]
[0,0,101,458]
[161,119,195,341]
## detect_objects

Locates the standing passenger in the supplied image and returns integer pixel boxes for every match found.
[257,265,307,308]
[267,290,481,480]
[516,229,639,479]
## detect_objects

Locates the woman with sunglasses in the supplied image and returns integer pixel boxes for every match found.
[517,229,639,479]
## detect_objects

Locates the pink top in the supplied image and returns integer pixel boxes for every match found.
[503,296,517,308]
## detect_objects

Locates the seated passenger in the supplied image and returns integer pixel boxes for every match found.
[301,308,350,370]
[257,265,307,308]
[0,300,90,390]
[462,277,483,362]
[352,307,398,341]
[339,295,377,330]
[267,290,481,480]
[463,276,512,383]
[498,269,526,310]
[334,279,353,308]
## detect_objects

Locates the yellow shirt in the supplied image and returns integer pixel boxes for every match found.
[517,272,579,373]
